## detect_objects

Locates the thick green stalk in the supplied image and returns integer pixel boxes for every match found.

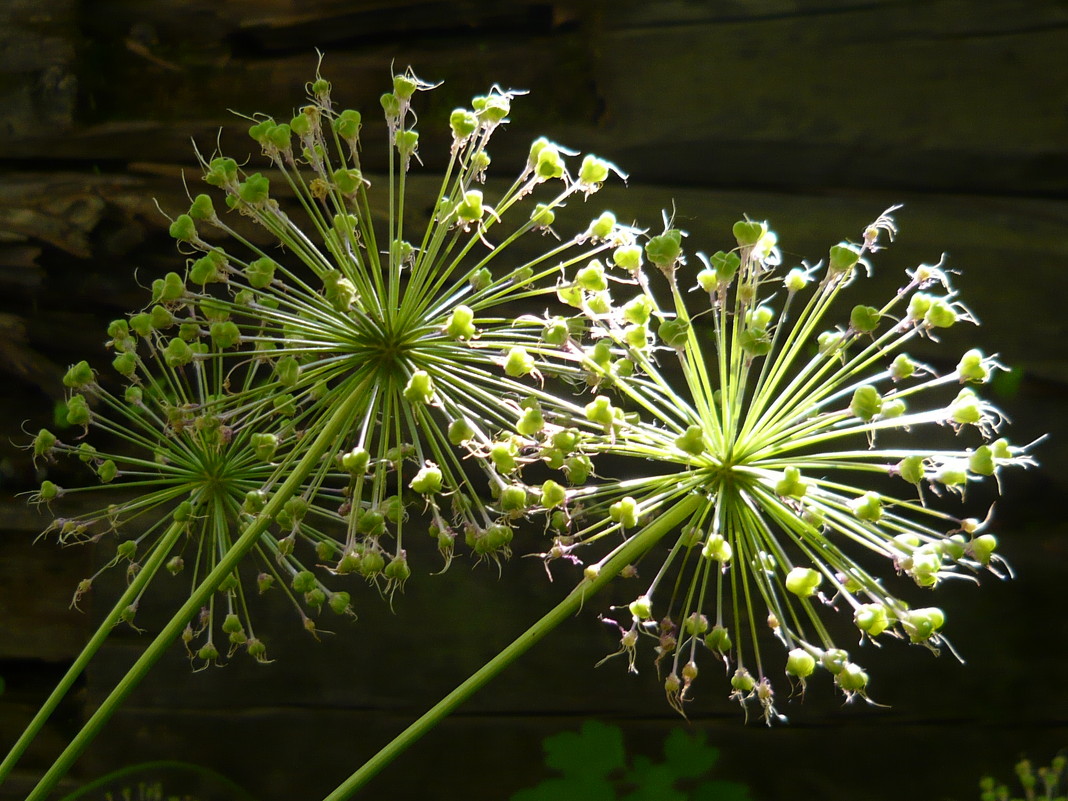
[22,389,365,801]
[0,521,185,785]
[322,493,702,801]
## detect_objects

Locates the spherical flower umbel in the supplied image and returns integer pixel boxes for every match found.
[527,208,1038,721]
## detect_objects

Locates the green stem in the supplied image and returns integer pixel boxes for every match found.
[321,493,702,801]
[21,390,365,801]
[0,520,185,785]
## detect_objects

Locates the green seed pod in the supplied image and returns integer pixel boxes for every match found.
[658,318,689,349]
[257,573,275,593]
[168,214,197,242]
[674,424,706,456]
[854,603,890,636]
[63,360,94,389]
[504,346,536,377]
[124,385,143,405]
[850,384,883,421]
[490,441,518,473]
[65,394,90,427]
[395,129,419,156]
[820,648,849,674]
[850,304,881,333]
[902,607,945,642]
[784,267,809,293]
[197,643,219,662]
[564,454,593,485]
[210,321,241,349]
[115,540,137,561]
[897,454,926,486]
[817,330,845,356]
[733,220,766,248]
[283,497,308,524]
[304,588,326,609]
[384,554,411,583]
[957,348,990,383]
[645,229,683,270]
[851,491,883,521]
[188,193,214,221]
[329,591,352,616]
[579,156,610,187]
[163,337,193,368]
[969,444,995,476]
[34,429,57,458]
[222,613,243,635]
[786,648,817,678]
[540,479,567,509]
[575,259,608,292]
[731,667,756,693]
[534,143,564,180]
[612,244,642,273]
[628,595,653,621]
[333,109,362,140]
[516,405,544,436]
[925,298,958,328]
[622,294,653,326]
[274,355,300,388]
[291,570,316,593]
[949,388,982,425]
[455,190,484,223]
[97,459,117,483]
[243,490,266,515]
[252,433,278,462]
[584,395,615,428]
[775,466,808,498]
[711,251,741,283]
[608,496,639,528]
[244,256,277,289]
[835,662,868,692]
[166,556,184,575]
[358,550,385,577]
[410,463,443,494]
[403,370,434,404]
[204,156,238,187]
[968,533,998,565]
[890,353,917,381]
[704,624,732,653]
[248,118,274,144]
[38,480,60,501]
[447,419,474,446]
[701,534,732,563]
[499,484,529,513]
[237,173,270,205]
[77,442,96,462]
[785,566,821,597]
[173,500,194,523]
[449,108,478,140]
[881,398,907,418]
[828,243,861,274]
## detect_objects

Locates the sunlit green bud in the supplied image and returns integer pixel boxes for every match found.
[587,339,612,369]
[575,260,608,292]
[677,613,708,637]
[463,269,490,295]
[63,360,94,389]
[991,438,1013,460]
[249,432,277,462]
[490,441,517,473]
[577,156,609,187]
[957,348,990,383]
[784,267,809,293]
[675,424,705,456]
[785,648,816,679]
[379,91,401,119]
[516,406,544,436]
[645,229,683,270]
[446,108,477,141]
[97,459,117,483]
[438,420,472,450]
[775,466,808,498]
[854,603,890,637]
[237,490,264,516]
[111,351,136,377]
[731,667,756,693]
[629,595,653,621]
[658,318,689,349]
[495,484,527,513]
[454,190,484,224]
[966,445,995,476]
[33,429,56,458]
[704,252,736,285]
[890,353,916,381]
[621,324,647,350]
[564,453,593,484]
[969,533,997,565]
[334,449,369,479]
[925,297,958,328]
[609,496,639,528]
[897,454,926,485]
[539,316,569,346]
[738,327,771,356]
[696,268,718,293]
[168,214,197,242]
[609,245,641,275]
[584,395,615,428]
[533,143,564,180]
[902,607,945,642]
[905,293,932,323]
[65,394,90,426]
[704,625,731,653]
[541,447,564,469]
[403,370,434,403]
[850,304,881,333]
[881,398,907,418]
[836,662,868,693]
[785,566,821,597]
[209,321,240,349]
[410,463,443,494]
[163,337,193,368]
[949,387,982,425]
[328,168,363,196]
[850,384,883,421]
[702,534,732,563]
[540,479,567,509]
[545,429,576,457]
[731,220,764,248]
[746,305,774,331]
[333,109,362,139]
[237,173,269,205]
[395,129,419,156]
[851,491,882,521]
[291,570,316,593]
[828,243,861,274]
[937,461,968,487]
[817,330,845,356]
[589,214,615,243]
[504,346,536,377]
[622,294,653,326]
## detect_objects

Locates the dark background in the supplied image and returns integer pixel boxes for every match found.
[2,2,1067,800]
